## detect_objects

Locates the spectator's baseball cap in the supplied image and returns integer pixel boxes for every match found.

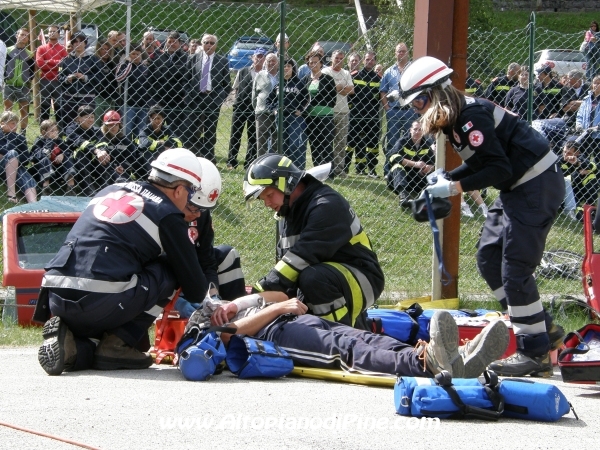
[77,105,95,117]
[71,32,88,44]
[254,47,268,56]
[103,111,121,125]
[536,63,553,75]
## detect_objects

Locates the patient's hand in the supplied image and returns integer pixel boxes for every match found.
[210,303,238,326]
[275,299,308,316]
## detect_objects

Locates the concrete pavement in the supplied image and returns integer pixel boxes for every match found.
[0,347,597,450]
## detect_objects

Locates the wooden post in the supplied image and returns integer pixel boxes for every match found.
[414,0,470,299]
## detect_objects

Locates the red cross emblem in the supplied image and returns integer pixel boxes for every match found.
[468,130,484,147]
[208,189,220,203]
[93,190,144,224]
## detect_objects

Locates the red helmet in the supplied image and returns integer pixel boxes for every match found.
[103,111,121,125]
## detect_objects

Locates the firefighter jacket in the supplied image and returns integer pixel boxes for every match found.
[254,177,384,302]
[350,68,381,118]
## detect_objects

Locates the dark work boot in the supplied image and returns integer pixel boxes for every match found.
[38,316,77,375]
[93,333,153,370]
[487,352,553,377]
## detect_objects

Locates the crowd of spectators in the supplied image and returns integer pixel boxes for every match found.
[1,24,600,218]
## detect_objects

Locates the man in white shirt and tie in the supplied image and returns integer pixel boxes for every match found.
[186,33,231,163]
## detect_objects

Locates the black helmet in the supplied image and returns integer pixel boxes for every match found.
[243,154,305,202]
[411,192,452,222]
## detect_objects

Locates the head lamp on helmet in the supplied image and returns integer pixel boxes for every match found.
[399,56,454,106]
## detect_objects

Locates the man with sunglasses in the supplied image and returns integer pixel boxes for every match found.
[36,148,208,376]
[175,158,247,318]
[186,33,231,162]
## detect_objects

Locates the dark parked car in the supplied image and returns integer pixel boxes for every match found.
[227,36,276,71]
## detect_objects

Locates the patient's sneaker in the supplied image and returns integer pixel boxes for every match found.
[487,352,553,378]
[38,316,77,376]
[416,310,464,378]
[459,320,510,378]
[93,333,153,370]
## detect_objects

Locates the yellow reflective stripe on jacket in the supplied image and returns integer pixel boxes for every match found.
[321,306,349,324]
[148,139,160,152]
[494,86,511,91]
[403,147,430,157]
[583,173,596,186]
[253,282,265,292]
[542,89,561,95]
[275,259,300,282]
[353,79,380,88]
[74,140,94,158]
[324,261,363,326]
[349,230,372,250]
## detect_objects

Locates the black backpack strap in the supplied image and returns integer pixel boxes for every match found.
[429,370,503,421]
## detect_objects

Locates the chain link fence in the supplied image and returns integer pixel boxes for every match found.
[0,2,590,301]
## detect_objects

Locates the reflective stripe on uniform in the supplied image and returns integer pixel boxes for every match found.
[353,79,380,88]
[349,230,372,250]
[275,259,300,282]
[324,261,367,325]
[403,147,430,157]
[279,234,299,250]
[282,251,310,273]
[42,273,139,293]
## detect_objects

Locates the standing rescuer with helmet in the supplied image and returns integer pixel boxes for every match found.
[174,157,247,318]
[36,148,207,375]
[400,56,565,377]
[242,154,384,329]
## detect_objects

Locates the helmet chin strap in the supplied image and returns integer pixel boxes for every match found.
[277,193,291,218]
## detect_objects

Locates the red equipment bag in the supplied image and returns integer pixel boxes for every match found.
[582,205,600,318]
[558,323,600,384]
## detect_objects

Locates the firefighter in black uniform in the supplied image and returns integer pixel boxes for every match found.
[63,105,104,196]
[465,69,483,97]
[36,148,205,375]
[243,154,385,329]
[346,51,382,176]
[135,105,183,179]
[534,63,564,119]
[561,135,599,207]
[89,111,139,189]
[175,157,247,317]
[400,56,565,377]
[483,62,520,107]
[388,120,435,206]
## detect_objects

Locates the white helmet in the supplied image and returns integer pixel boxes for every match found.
[150,148,202,188]
[399,56,454,106]
[190,158,222,209]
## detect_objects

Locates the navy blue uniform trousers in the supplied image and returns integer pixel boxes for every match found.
[48,260,178,370]
[259,314,428,377]
[476,166,564,356]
